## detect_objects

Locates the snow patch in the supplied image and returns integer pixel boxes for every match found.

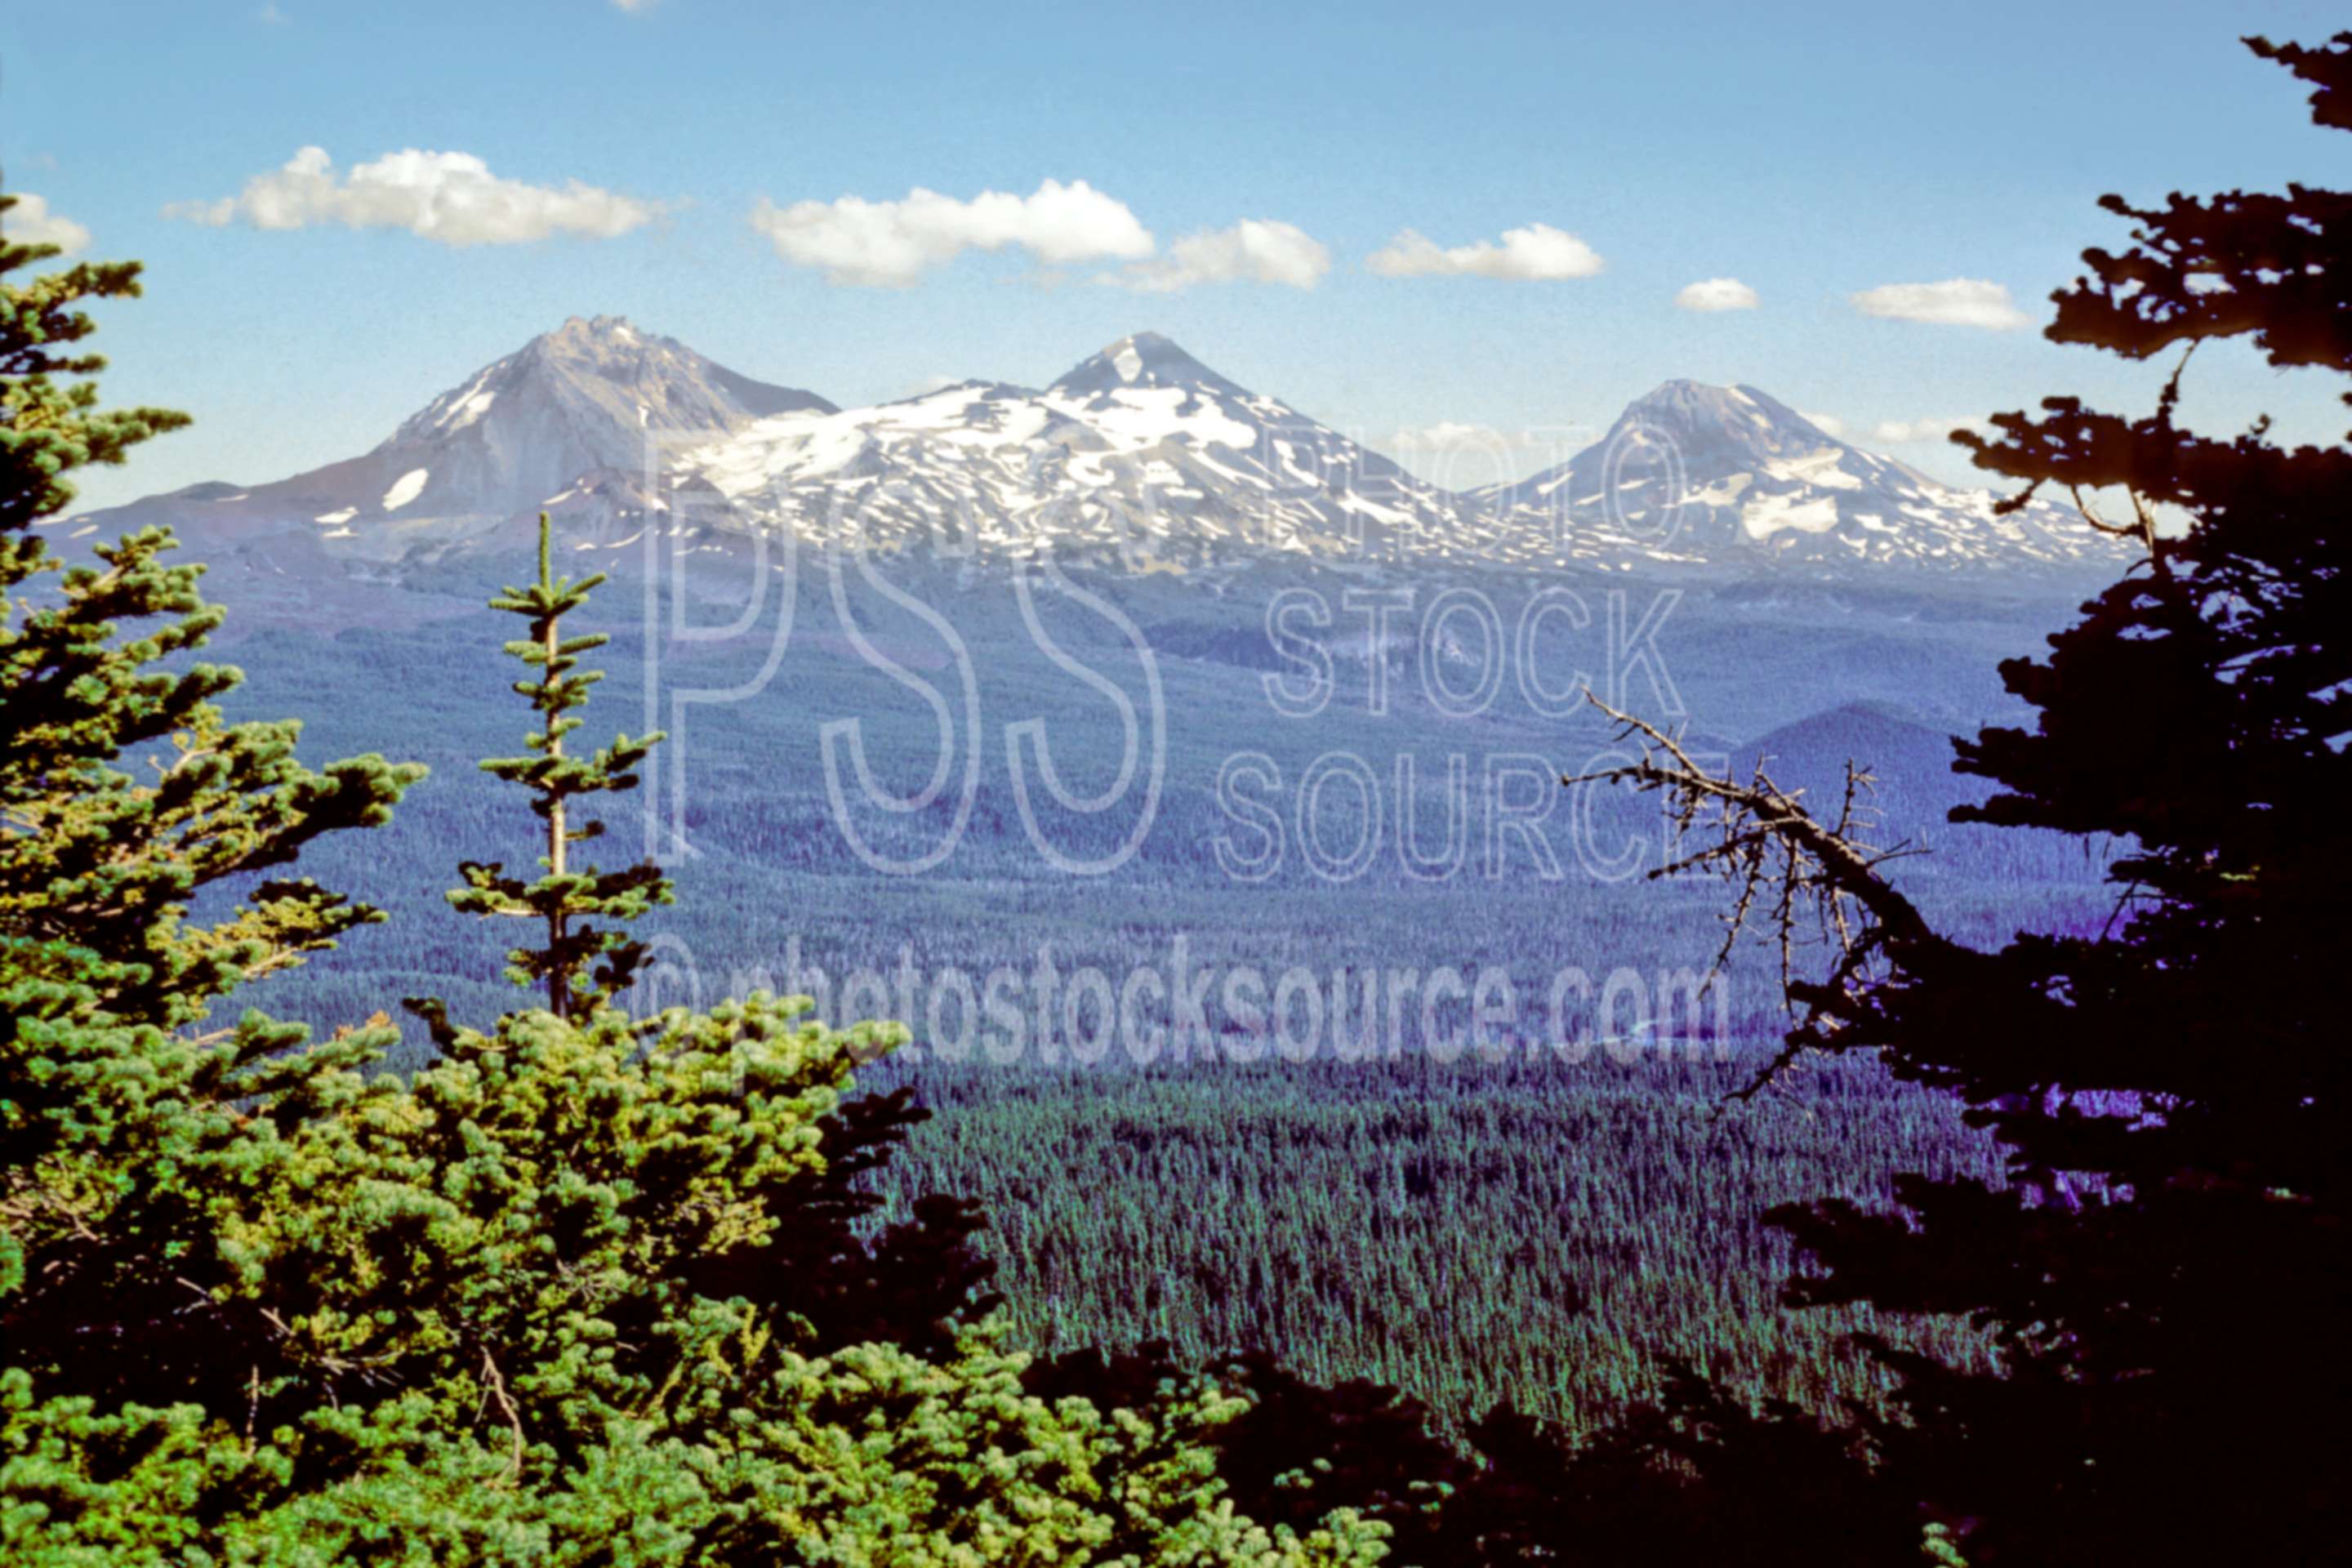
[1763,448,1863,491]
[1688,474,1753,508]
[1740,492,1840,540]
[429,368,499,433]
[381,468,430,511]
[1048,386,1257,452]
[448,390,497,431]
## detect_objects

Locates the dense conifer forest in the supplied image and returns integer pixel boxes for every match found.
[875,1052,2006,1440]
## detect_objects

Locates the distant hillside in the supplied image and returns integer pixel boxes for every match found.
[1740,702,1976,813]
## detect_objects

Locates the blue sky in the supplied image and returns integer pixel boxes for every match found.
[8,0,2346,510]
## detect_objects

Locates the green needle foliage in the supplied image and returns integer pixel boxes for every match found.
[0,204,1383,1563]
[0,194,422,1032]
[439,512,672,1023]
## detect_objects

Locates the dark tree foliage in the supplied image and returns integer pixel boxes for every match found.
[684,1085,1001,1361]
[1028,1341,1467,1543]
[1029,1339,1921,1566]
[1574,33,2352,1566]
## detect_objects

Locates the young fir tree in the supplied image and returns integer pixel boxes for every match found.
[428,512,672,1025]
[1572,33,2352,1566]
[419,511,1007,1361]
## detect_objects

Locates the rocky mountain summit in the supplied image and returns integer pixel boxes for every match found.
[64,319,2125,606]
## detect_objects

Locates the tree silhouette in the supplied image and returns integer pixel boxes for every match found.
[1570,33,2352,1564]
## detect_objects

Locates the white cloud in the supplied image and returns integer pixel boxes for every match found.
[1797,410,1848,438]
[751,179,1152,287]
[1675,276,1758,312]
[1850,278,2033,331]
[165,146,660,246]
[5,194,89,256]
[1110,219,1330,293]
[1367,223,1603,281]
[1870,415,1994,444]
[255,2,288,22]
[612,0,658,8]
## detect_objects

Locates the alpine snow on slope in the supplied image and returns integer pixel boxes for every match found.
[1472,380,2112,571]
[60,314,832,566]
[64,320,2130,604]
[675,332,1464,567]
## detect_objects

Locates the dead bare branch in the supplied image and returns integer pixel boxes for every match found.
[479,1348,528,1486]
[1562,692,1958,1097]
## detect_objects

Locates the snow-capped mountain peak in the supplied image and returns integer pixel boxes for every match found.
[682,336,1456,562]
[1048,332,1253,402]
[70,321,2129,599]
[67,316,834,568]
[1480,377,2118,571]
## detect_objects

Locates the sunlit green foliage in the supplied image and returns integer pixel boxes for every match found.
[427,512,672,1025]
[0,206,1384,1566]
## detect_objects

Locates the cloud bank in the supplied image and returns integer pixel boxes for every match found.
[1850,278,2032,330]
[1111,219,1330,292]
[1367,223,1603,281]
[1675,276,1758,311]
[5,194,89,256]
[751,179,1153,287]
[166,147,661,246]
[1871,415,1995,444]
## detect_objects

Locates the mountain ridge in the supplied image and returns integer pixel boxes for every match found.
[63,318,2127,589]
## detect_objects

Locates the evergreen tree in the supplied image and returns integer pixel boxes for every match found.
[0,194,420,1033]
[0,206,1386,1564]
[1574,34,2352,1564]
[430,512,671,1024]
[0,189,427,1401]
[407,507,1004,1364]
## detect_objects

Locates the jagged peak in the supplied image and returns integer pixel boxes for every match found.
[1049,331,1248,399]
[550,312,649,341]
[517,314,675,367]
[1597,379,1848,466]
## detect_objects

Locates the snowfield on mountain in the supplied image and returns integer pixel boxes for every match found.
[65,314,2127,595]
